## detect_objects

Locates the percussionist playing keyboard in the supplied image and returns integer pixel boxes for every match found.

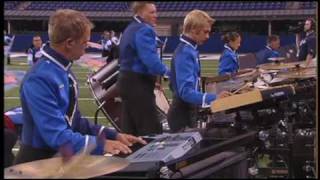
[167,10,231,133]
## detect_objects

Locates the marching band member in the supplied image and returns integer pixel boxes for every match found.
[27,35,43,66]
[15,9,146,165]
[167,10,231,132]
[218,32,241,75]
[117,2,170,136]
[256,35,280,65]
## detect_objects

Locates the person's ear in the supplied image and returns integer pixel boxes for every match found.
[65,38,75,49]
[195,27,202,35]
[190,28,198,36]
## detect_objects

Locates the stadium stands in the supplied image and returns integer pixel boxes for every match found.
[300,1,317,9]
[4,1,317,11]
[4,1,21,10]
[155,2,288,11]
[5,1,315,12]
[25,1,128,11]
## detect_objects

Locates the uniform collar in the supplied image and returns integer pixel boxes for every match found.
[156,36,164,48]
[133,15,144,24]
[266,46,272,50]
[224,44,236,53]
[180,34,197,50]
[40,42,72,71]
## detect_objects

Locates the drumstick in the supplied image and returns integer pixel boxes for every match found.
[231,82,251,95]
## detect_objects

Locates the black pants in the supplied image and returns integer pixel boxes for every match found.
[167,94,198,133]
[102,50,110,58]
[117,71,162,136]
[107,47,116,63]
[4,128,18,167]
[106,55,114,63]
[14,144,56,165]
[7,55,11,65]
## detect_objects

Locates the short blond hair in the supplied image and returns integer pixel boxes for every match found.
[183,10,215,34]
[48,9,94,45]
[131,1,154,14]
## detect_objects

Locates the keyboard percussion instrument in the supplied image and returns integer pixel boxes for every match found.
[83,59,315,178]
[200,60,316,178]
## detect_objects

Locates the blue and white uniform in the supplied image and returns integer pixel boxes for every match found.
[167,35,217,132]
[256,46,280,65]
[117,15,169,136]
[119,15,169,76]
[15,43,118,164]
[27,46,43,66]
[218,44,240,75]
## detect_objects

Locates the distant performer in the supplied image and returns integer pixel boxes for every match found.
[109,30,120,61]
[4,30,14,65]
[100,30,112,62]
[27,35,43,66]
[218,32,242,75]
[256,35,280,65]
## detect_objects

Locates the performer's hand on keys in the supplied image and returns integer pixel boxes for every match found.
[218,91,232,98]
[104,140,132,155]
[116,133,147,147]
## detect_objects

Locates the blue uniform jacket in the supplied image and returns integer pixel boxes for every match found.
[20,43,118,155]
[256,46,280,65]
[119,15,169,76]
[27,47,42,65]
[170,35,216,108]
[218,45,240,75]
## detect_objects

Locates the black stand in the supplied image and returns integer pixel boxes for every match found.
[94,100,122,133]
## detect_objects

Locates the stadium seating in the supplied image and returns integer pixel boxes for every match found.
[155,2,287,11]
[4,1,21,10]
[6,1,315,12]
[6,1,317,12]
[300,1,317,9]
[25,2,128,11]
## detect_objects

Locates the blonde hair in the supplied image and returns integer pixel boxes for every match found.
[131,1,154,14]
[183,10,215,34]
[48,9,94,45]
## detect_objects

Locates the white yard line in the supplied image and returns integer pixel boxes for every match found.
[71,71,92,74]
[83,116,107,119]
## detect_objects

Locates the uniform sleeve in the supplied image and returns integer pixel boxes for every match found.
[270,50,280,58]
[219,53,235,75]
[27,49,33,65]
[72,110,118,140]
[175,48,216,107]
[135,26,169,76]
[21,76,104,155]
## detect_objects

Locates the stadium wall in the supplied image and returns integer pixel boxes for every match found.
[10,33,295,54]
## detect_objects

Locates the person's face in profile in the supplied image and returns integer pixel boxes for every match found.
[193,23,212,45]
[140,4,157,27]
[68,28,91,61]
[304,20,312,32]
[229,36,241,51]
[271,39,280,50]
[33,36,43,49]
[104,31,110,39]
